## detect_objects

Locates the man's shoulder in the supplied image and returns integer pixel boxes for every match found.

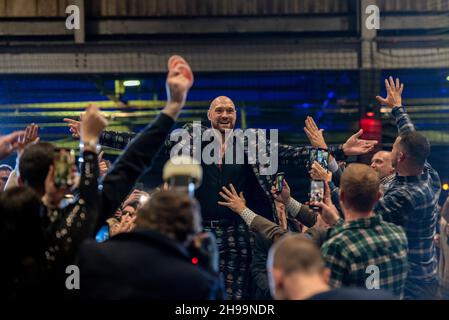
[321,230,351,253]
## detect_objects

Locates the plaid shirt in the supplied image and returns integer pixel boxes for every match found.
[374,106,440,281]
[321,215,408,297]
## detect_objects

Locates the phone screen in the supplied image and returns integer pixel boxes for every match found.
[309,148,329,171]
[310,180,324,209]
[54,148,75,188]
[275,172,285,192]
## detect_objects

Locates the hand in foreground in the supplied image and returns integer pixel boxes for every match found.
[304,116,327,149]
[342,129,377,156]
[17,123,40,156]
[271,179,291,205]
[0,130,25,160]
[376,76,404,109]
[80,104,108,143]
[218,183,247,214]
[63,114,82,138]
[310,161,332,182]
[164,55,194,120]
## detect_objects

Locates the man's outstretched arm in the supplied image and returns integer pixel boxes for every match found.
[96,55,194,231]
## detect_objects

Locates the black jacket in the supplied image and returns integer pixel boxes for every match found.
[99,124,347,222]
[78,229,225,300]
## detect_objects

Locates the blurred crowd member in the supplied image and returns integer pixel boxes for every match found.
[375,77,440,299]
[251,199,302,299]
[2,123,39,191]
[0,164,12,190]
[315,164,408,298]
[79,191,224,299]
[98,189,149,240]
[439,197,449,299]
[16,107,105,296]
[0,186,46,298]
[370,150,395,191]
[267,234,395,300]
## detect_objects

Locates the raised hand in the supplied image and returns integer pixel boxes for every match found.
[98,151,109,177]
[304,116,327,149]
[63,113,83,138]
[17,123,40,156]
[310,161,332,182]
[122,189,149,209]
[271,179,291,205]
[218,183,247,214]
[342,129,377,156]
[110,213,137,237]
[0,130,25,160]
[376,76,404,109]
[163,55,194,120]
[80,104,108,143]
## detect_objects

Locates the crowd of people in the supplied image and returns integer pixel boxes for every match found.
[0,55,448,300]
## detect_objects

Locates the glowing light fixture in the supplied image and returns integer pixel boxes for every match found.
[123,80,141,87]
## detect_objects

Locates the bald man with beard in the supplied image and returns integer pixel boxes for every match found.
[65,95,376,299]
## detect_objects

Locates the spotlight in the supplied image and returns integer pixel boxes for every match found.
[123,80,141,87]
[443,183,449,191]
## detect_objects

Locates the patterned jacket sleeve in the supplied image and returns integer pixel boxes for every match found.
[100,130,137,150]
[96,113,175,232]
[46,150,100,264]
[392,106,415,135]
[277,143,346,166]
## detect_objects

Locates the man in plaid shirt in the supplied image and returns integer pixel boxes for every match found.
[318,164,408,298]
[374,77,441,299]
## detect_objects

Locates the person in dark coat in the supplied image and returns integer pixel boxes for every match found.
[78,191,224,299]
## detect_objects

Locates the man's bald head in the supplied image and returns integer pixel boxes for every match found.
[209,96,235,110]
[370,150,394,179]
[207,96,237,132]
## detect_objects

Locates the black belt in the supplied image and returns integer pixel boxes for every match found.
[202,219,240,228]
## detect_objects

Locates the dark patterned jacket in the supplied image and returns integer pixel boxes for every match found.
[100,123,345,220]
[100,122,346,221]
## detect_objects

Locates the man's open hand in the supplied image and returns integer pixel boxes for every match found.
[376,76,404,109]
[342,129,377,156]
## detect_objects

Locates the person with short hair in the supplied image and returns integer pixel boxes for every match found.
[370,150,395,190]
[267,234,395,300]
[317,164,408,297]
[375,77,441,299]
[78,191,224,299]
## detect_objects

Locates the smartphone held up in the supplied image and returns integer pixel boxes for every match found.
[54,148,76,189]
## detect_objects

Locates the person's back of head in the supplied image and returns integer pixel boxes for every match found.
[267,234,329,300]
[0,186,46,297]
[398,131,430,170]
[18,142,54,195]
[339,163,381,215]
[136,190,202,244]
